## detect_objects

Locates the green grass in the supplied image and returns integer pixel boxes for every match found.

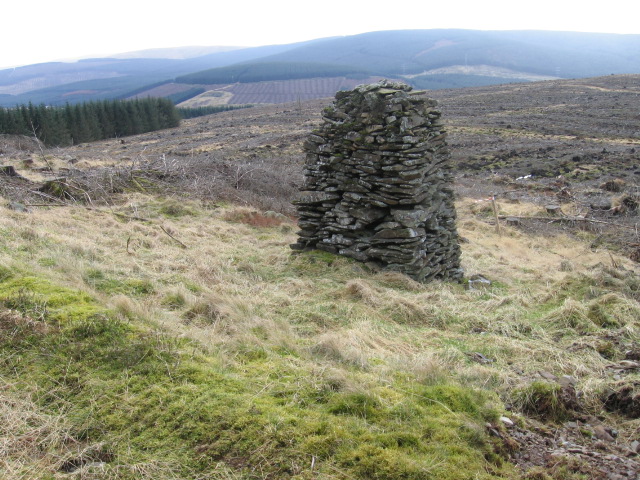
[83,268,155,297]
[0,275,105,323]
[0,272,515,479]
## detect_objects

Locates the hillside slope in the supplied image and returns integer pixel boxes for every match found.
[220,29,640,79]
[0,40,325,107]
[2,29,640,106]
[1,75,639,479]
[133,29,640,105]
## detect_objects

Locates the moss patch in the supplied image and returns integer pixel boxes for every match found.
[0,275,105,323]
[83,268,155,296]
[0,273,514,479]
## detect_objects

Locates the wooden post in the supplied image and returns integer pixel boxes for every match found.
[491,194,501,235]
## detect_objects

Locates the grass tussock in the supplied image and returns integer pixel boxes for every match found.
[543,298,596,334]
[513,381,571,422]
[0,193,639,479]
[344,278,382,306]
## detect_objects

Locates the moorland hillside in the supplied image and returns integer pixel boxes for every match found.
[0,75,639,479]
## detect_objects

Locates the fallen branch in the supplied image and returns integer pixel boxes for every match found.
[159,225,187,249]
[57,180,95,206]
[29,190,67,205]
[24,203,68,207]
[497,215,638,231]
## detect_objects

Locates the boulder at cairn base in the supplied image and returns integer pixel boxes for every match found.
[291,80,462,282]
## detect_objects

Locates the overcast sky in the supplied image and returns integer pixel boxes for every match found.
[2,0,639,70]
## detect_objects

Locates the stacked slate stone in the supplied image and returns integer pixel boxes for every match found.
[291,80,462,282]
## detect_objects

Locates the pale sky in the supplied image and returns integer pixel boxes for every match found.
[2,0,639,70]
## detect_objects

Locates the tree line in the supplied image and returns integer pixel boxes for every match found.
[0,98,181,146]
[176,104,252,119]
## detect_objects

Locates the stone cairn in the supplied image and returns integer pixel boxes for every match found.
[291,80,463,282]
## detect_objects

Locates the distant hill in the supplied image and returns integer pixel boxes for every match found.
[1,29,639,107]
[108,45,244,60]
[0,40,325,107]
[251,29,640,78]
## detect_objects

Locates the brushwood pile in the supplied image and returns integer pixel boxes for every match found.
[292,81,463,282]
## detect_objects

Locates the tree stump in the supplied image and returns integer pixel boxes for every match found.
[0,165,18,176]
[545,205,562,216]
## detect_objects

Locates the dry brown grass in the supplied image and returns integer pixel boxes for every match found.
[1,192,639,465]
[0,388,98,479]
[600,178,626,192]
[221,207,291,228]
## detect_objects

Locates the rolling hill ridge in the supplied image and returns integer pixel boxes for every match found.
[1,29,639,107]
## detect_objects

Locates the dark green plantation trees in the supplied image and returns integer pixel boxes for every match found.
[0,98,180,146]
[176,104,252,119]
